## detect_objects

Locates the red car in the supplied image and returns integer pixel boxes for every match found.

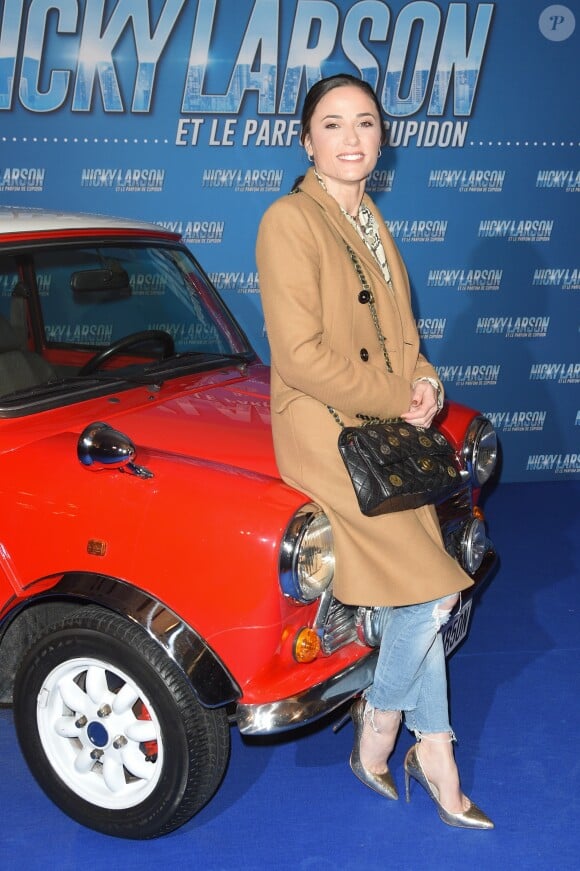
[0,206,497,838]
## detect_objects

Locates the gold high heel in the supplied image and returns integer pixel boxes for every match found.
[404,745,494,829]
[349,698,398,800]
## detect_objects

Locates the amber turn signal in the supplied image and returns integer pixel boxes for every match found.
[293,627,321,663]
[87,539,107,556]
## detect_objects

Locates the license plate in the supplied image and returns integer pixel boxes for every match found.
[442,597,473,656]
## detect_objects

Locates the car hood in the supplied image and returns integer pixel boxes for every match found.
[112,363,281,479]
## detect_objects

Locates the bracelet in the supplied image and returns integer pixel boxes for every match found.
[412,377,443,410]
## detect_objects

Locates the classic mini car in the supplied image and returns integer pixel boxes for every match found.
[0,206,498,839]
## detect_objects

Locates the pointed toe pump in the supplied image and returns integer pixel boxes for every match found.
[404,745,494,829]
[349,698,399,800]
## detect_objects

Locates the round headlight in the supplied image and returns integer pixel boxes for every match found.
[279,504,335,603]
[460,517,488,573]
[463,417,498,486]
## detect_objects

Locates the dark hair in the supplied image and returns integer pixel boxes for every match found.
[300,73,387,147]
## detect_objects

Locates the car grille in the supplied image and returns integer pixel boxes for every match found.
[313,589,359,655]
[314,486,478,655]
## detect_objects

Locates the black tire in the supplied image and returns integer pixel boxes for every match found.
[13,605,230,838]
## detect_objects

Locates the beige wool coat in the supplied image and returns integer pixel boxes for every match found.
[256,168,471,606]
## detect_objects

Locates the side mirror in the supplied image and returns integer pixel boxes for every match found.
[77,422,153,478]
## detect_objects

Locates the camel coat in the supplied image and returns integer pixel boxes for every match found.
[256,168,471,606]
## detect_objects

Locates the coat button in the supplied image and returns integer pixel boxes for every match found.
[358,289,371,304]
[360,348,369,361]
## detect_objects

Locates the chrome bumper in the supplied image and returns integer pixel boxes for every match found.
[236,650,379,736]
[236,545,498,736]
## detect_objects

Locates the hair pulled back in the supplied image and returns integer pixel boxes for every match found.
[299,73,387,147]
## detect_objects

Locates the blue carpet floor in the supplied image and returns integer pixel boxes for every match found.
[1,481,579,870]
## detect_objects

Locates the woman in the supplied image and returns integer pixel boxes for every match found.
[256,74,493,829]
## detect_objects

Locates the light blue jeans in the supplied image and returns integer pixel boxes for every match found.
[364,596,456,736]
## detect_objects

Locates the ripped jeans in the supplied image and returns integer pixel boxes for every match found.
[364,595,457,736]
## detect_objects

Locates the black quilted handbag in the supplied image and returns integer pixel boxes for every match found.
[338,420,462,516]
[330,244,462,515]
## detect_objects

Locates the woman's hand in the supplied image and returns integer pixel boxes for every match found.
[400,380,439,428]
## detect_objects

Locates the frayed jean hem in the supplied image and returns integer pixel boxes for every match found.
[364,596,456,736]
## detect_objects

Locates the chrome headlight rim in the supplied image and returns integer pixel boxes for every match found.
[462,416,498,487]
[279,503,335,603]
[355,605,384,648]
[460,517,488,574]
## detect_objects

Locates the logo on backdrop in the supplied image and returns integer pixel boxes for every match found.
[428,169,505,192]
[0,167,45,192]
[529,363,580,383]
[80,169,165,192]
[384,120,468,148]
[46,323,113,344]
[147,322,219,345]
[0,276,16,296]
[536,169,580,191]
[417,318,446,340]
[387,220,447,243]
[130,274,167,296]
[526,454,580,474]
[475,316,550,338]
[484,411,547,432]
[210,272,259,294]
[35,273,52,295]
[201,168,283,192]
[157,220,225,244]
[436,364,500,387]
[1,1,496,148]
[533,267,580,290]
[478,219,553,242]
[427,269,503,291]
[366,170,395,193]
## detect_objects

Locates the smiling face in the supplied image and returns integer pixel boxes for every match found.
[302,84,383,207]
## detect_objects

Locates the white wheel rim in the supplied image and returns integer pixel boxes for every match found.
[36,657,164,809]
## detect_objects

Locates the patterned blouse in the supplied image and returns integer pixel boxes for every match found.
[314,169,393,291]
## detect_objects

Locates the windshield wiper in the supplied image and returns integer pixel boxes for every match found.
[142,349,253,374]
[0,352,253,405]
[0,371,160,402]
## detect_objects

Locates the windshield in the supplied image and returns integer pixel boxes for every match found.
[0,238,253,410]
[34,242,248,355]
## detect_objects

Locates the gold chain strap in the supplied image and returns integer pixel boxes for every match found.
[345,244,393,375]
[328,245,396,428]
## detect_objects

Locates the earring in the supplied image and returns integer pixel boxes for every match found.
[307,152,314,163]
[378,148,382,158]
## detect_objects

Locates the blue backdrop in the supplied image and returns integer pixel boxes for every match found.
[1,0,578,482]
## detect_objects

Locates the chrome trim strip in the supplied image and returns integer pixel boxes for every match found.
[45,574,241,708]
[236,650,378,735]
